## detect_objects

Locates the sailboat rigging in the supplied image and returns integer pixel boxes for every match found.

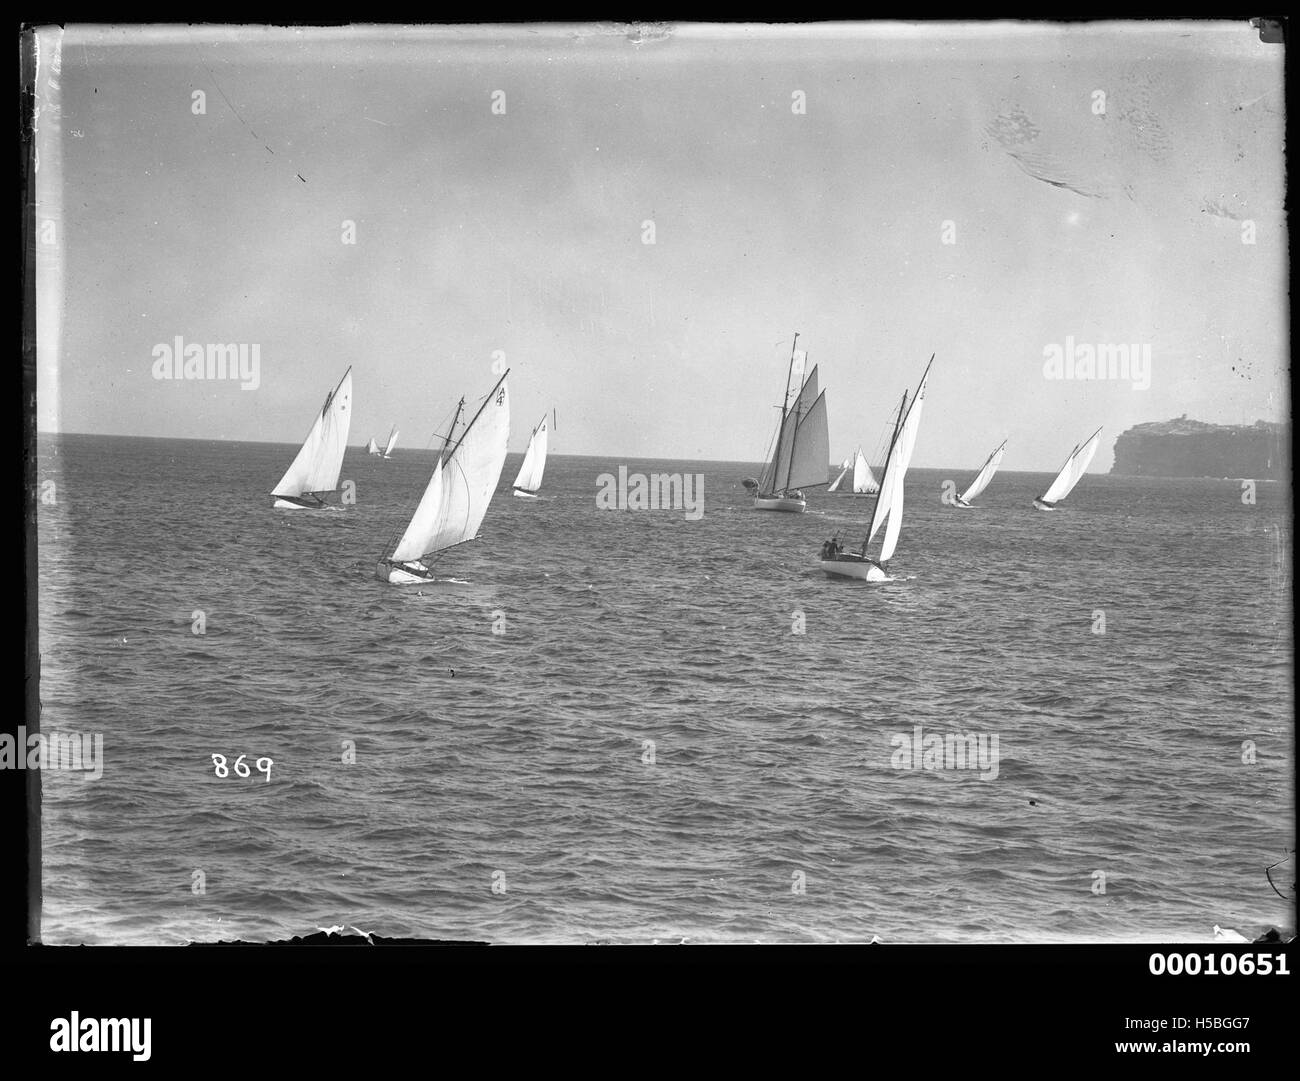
[375,371,511,584]
[1033,427,1101,510]
[270,367,353,509]
[512,411,550,498]
[751,333,830,513]
[953,439,1007,508]
[381,425,399,459]
[819,354,933,581]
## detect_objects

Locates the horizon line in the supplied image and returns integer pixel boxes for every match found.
[35,428,1117,475]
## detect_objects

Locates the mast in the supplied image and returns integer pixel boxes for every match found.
[784,358,806,495]
[863,390,907,555]
[440,400,466,462]
[767,333,798,490]
[444,366,509,459]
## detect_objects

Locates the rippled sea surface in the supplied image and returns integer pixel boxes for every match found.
[35,434,1293,944]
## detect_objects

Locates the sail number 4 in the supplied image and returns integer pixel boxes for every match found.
[211,753,273,782]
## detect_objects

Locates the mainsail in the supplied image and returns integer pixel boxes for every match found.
[759,365,828,494]
[271,367,353,501]
[512,413,549,494]
[1040,427,1101,504]
[864,356,933,561]
[958,440,1007,504]
[852,448,879,494]
[366,437,380,455]
[387,373,510,566]
[759,366,821,496]
[382,426,399,458]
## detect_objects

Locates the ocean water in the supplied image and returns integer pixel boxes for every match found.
[34,434,1293,944]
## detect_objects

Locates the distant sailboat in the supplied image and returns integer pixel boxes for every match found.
[954,439,1007,508]
[819,355,933,581]
[270,367,353,509]
[850,448,879,494]
[512,412,550,498]
[751,333,830,512]
[828,449,880,495]
[381,425,399,459]
[1033,427,1101,510]
[828,456,851,492]
[366,437,381,455]
[375,372,510,584]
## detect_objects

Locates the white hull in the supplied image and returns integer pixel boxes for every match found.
[512,489,539,499]
[753,495,806,513]
[273,495,325,510]
[819,557,891,582]
[377,560,432,585]
[1033,498,1056,511]
[953,498,975,509]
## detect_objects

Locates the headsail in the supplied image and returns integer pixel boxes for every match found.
[512,412,549,494]
[959,440,1007,504]
[1040,427,1101,504]
[366,437,380,455]
[271,368,353,499]
[852,448,879,494]
[864,356,933,558]
[388,374,510,565]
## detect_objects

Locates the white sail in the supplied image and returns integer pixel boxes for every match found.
[382,426,399,458]
[959,440,1007,504]
[512,413,549,493]
[759,365,819,494]
[828,457,850,492]
[366,437,380,455]
[389,376,510,564]
[1040,428,1101,504]
[785,391,829,492]
[866,362,931,554]
[391,457,446,563]
[271,368,353,498]
[852,448,879,494]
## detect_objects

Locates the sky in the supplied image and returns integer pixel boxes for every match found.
[33,21,1287,471]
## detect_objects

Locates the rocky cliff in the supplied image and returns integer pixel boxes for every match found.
[1110,416,1289,479]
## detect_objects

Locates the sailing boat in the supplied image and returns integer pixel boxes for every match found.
[1033,427,1101,510]
[381,425,399,460]
[953,439,1007,508]
[828,449,880,495]
[375,372,510,584]
[819,355,933,581]
[366,437,381,455]
[270,367,353,509]
[512,412,550,498]
[751,333,830,512]
[828,456,851,492]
